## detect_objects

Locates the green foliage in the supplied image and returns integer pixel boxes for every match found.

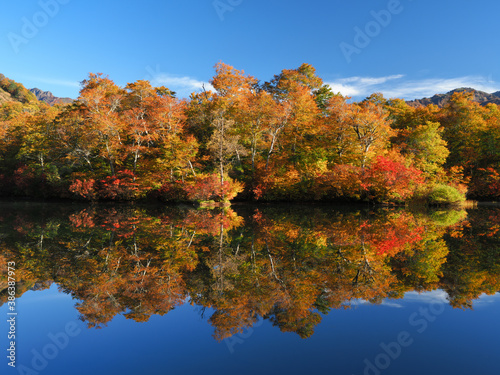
[428,209,468,226]
[426,184,466,205]
[398,121,449,178]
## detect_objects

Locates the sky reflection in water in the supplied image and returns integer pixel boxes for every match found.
[1,202,499,375]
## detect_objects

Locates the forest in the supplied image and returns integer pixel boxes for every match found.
[1,63,500,204]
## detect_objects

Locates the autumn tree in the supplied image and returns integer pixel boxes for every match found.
[320,94,357,165]
[122,80,197,185]
[439,92,487,173]
[263,63,321,169]
[78,73,126,177]
[394,121,449,179]
[15,104,61,175]
[345,101,393,168]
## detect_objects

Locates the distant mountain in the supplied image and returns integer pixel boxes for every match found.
[29,88,73,105]
[407,88,500,107]
[0,73,74,106]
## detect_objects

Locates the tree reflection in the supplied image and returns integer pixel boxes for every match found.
[1,203,499,340]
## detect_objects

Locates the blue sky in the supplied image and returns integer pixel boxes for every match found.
[1,0,499,100]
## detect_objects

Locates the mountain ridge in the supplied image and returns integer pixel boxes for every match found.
[1,73,499,109]
[406,87,500,107]
[0,74,74,106]
[29,88,73,105]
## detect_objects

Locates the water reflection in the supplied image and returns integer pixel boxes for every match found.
[0,203,498,341]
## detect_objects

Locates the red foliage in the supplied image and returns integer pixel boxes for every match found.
[69,170,142,201]
[154,181,189,202]
[313,156,424,203]
[97,170,141,201]
[154,175,243,203]
[11,165,56,197]
[69,210,96,228]
[361,213,425,256]
[183,175,243,202]
[251,166,304,201]
[362,155,424,202]
[253,185,264,200]
[183,175,219,201]
[69,179,97,200]
[13,166,35,192]
[315,164,363,201]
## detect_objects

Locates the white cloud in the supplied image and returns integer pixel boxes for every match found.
[349,298,404,308]
[22,76,80,89]
[149,73,214,98]
[403,290,449,304]
[337,74,405,86]
[382,76,500,100]
[326,75,500,100]
[327,74,404,98]
[471,292,500,307]
[349,290,449,308]
[349,291,500,309]
[327,82,362,97]
[326,74,405,98]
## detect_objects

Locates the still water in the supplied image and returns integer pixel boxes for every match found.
[0,202,499,375]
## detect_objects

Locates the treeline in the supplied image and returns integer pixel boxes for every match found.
[1,205,498,339]
[1,63,500,203]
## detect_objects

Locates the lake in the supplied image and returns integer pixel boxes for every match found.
[1,202,499,375]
